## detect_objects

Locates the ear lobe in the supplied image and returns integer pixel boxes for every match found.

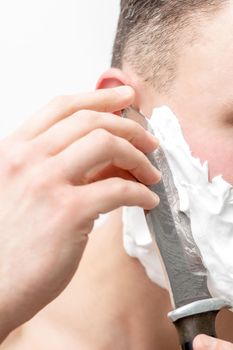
[96,68,130,90]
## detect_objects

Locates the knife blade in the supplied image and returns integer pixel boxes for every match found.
[122,106,231,349]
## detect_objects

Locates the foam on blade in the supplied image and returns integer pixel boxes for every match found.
[123,106,233,303]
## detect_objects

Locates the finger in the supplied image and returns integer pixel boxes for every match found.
[89,165,136,182]
[34,110,158,155]
[53,129,161,186]
[73,178,160,218]
[193,335,233,350]
[16,86,134,140]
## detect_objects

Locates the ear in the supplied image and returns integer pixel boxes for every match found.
[96,68,131,90]
[97,68,154,118]
[96,68,140,114]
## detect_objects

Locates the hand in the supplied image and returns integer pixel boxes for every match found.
[194,335,233,349]
[0,86,160,339]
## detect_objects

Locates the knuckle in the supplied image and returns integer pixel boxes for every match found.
[29,170,50,194]
[112,178,133,196]
[27,160,55,194]
[90,128,114,149]
[4,144,27,175]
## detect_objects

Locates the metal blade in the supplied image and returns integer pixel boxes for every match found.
[122,106,211,308]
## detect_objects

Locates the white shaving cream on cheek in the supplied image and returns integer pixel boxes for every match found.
[123,106,233,303]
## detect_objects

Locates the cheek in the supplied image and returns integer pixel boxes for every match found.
[180,125,233,185]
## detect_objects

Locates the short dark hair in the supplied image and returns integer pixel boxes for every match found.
[112,0,224,91]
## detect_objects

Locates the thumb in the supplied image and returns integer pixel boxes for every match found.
[193,335,233,350]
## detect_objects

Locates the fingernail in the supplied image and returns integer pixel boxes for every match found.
[152,170,162,183]
[193,335,217,350]
[153,193,160,207]
[114,86,133,97]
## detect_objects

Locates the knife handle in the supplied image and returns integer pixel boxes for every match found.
[174,310,218,350]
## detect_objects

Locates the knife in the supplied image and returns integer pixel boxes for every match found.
[122,106,232,350]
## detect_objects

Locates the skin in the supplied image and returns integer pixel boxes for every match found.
[1,2,233,350]
[0,86,160,344]
[194,335,233,350]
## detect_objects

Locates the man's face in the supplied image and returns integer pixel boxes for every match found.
[133,3,233,185]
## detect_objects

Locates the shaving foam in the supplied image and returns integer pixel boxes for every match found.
[123,106,233,303]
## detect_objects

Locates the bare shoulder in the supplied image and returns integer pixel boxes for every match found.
[2,209,233,349]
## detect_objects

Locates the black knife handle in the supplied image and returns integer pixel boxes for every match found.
[181,342,194,350]
[174,311,218,350]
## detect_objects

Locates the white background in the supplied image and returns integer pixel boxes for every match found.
[0,0,120,137]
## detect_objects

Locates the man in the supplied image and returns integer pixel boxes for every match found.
[0,0,233,349]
